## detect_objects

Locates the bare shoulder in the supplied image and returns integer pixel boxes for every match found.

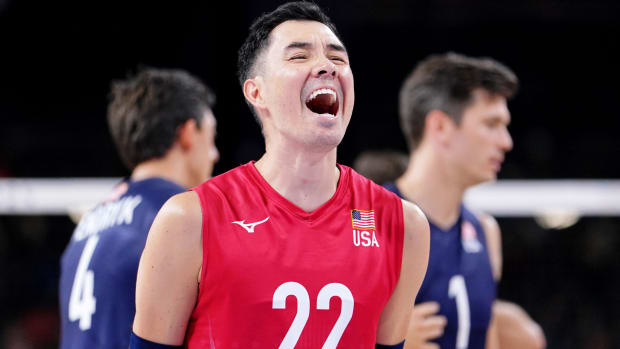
[399,198,430,284]
[477,211,501,238]
[375,199,430,344]
[139,190,203,279]
[157,190,202,222]
[133,190,203,344]
[139,190,204,292]
[400,199,430,263]
[401,199,429,242]
[151,191,202,239]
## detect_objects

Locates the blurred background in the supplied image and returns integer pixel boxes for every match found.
[1,0,619,348]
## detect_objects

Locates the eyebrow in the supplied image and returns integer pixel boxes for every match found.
[484,114,511,123]
[285,41,347,53]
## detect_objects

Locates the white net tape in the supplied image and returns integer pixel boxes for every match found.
[465,180,620,217]
[0,178,120,215]
[1,178,619,217]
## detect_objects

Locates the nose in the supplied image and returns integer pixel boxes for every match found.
[211,146,220,163]
[499,126,513,152]
[312,56,337,78]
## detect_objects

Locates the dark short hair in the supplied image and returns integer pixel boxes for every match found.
[237,1,340,122]
[399,52,518,151]
[353,150,409,185]
[107,67,215,170]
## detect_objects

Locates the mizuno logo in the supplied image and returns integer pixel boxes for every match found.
[232,217,270,233]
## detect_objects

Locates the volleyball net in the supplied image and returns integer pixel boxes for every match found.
[1,178,619,228]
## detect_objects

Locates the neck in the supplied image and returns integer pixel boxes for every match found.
[396,146,467,229]
[255,140,340,213]
[131,149,192,188]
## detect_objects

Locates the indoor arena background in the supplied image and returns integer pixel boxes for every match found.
[1,0,619,348]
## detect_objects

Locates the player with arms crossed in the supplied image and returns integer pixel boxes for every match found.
[59,68,219,348]
[131,2,430,348]
[385,53,545,349]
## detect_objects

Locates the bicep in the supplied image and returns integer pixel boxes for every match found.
[376,200,430,344]
[133,191,203,345]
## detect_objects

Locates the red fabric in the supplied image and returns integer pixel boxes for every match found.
[186,162,404,348]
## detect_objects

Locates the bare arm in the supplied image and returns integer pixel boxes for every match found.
[376,199,430,344]
[404,213,504,349]
[493,301,546,349]
[478,212,503,349]
[479,213,546,349]
[132,191,203,345]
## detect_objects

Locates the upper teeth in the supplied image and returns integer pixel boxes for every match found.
[308,88,336,101]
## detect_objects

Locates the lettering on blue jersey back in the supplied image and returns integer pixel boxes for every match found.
[73,195,143,241]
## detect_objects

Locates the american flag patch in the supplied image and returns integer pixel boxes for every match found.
[351,209,375,230]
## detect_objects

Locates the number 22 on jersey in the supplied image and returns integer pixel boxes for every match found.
[68,235,99,330]
[273,282,354,349]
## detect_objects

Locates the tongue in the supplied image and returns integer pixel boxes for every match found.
[306,93,337,115]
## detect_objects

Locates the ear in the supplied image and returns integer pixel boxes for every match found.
[177,118,198,151]
[243,76,267,112]
[425,109,456,145]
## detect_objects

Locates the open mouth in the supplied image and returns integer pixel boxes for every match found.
[305,88,339,116]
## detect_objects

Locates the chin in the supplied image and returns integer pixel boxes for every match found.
[301,133,343,152]
[468,172,496,187]
[482,172,498,183]
[320,129,346,145]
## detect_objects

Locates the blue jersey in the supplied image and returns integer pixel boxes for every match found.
[59,178,184,349]
[384,183,496,349]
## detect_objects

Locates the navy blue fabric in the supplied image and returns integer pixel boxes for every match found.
[376,341,405,348]
[59,178,184,349]
[384,182,496,349]
[382,182,402,199]
[129,332,183,349]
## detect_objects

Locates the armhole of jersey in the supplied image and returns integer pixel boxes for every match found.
[463,208,487,246]
[468,208,500,285]
[392,195,405,296]
[190,187,209,293]
[478,212,501,284]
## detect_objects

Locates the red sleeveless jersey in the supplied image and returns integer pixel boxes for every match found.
[186,162,404,348]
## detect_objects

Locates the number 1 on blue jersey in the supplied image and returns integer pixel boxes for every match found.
[449,275,470,349]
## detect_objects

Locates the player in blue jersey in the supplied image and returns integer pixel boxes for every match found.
[385,53,545,349]
[58,67,219,348]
